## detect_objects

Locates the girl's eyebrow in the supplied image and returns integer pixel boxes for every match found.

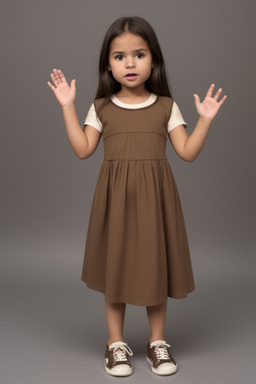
[111,48,148,56]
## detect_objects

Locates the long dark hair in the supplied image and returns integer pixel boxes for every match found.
[95,16,172,114]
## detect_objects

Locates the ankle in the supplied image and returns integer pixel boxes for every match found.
[149,337,165,344]
[108,337,125,347]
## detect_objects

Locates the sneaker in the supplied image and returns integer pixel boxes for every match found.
[147,339,178,375]
[104,341,133,376]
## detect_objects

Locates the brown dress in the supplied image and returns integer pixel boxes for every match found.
[81,95,195,306]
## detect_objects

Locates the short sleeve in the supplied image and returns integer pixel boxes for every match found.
[167,101,187,133]
[83,103,103,133]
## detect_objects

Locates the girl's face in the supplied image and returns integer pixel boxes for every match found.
[108,32,153,93]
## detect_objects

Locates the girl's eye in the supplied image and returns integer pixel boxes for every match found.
[115,55,124,61]
[114,53,145,60]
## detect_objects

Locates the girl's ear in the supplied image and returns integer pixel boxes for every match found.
[108,65,112,71]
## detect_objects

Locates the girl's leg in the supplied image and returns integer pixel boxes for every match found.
[105,296,127,347]
[146,300,167,343]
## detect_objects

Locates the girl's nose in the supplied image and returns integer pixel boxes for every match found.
[125,58,135,68]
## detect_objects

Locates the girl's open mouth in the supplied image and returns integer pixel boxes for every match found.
[125,74,138,80]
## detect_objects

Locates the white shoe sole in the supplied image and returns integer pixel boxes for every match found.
[147,357,178,375]
[104,359,133,376]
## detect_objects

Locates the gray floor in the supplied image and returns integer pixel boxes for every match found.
[1,238,255,384]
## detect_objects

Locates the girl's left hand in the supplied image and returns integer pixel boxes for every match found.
[194,84,227,121]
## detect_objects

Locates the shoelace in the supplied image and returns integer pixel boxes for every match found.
[151,340,171,360]
[110,342,133,362]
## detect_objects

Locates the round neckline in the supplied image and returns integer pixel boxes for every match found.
[111,93,158,109]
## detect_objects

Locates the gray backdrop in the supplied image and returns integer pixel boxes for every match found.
[1,0,255,383]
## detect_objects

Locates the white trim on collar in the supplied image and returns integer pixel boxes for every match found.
[111,93,157,109]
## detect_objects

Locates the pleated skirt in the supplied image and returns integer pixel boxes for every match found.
[81,158,195,306]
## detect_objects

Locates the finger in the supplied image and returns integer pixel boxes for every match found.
[214,88,223,101]
[50,72,59,87]
[58,69,68,84]
[53,68,62,84]
[218,94,227,106]
[194,94,201,104]
[206,83,215,98]
[70,79,76,89]
[47,81,58,94]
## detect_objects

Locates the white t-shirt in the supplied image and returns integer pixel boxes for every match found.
[84,93,187,134]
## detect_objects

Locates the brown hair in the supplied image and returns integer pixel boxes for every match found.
[95,16,172,115]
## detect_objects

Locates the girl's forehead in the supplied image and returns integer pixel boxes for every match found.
[109,32,150,52]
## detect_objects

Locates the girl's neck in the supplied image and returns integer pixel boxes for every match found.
[115,86,151,104]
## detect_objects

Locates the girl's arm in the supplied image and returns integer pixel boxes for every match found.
[169,84,227,162]
[61,102,90,158]
[48,68,100,159]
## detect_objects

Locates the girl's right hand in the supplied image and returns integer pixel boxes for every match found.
[47,68,76,107]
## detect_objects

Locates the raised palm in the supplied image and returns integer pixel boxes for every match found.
[47,68,76,107]
[194,84,227,121]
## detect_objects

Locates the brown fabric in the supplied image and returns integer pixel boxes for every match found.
[81,95,195,306]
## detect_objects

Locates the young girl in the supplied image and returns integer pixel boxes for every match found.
[47,16,226,377]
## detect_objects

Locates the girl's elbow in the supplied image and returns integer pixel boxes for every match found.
[76,149,89,159]
[181,152,197,162]
[77,153,86,160]
[77,152,90,160]
[186,155,196,162]
[75,145,93,159]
